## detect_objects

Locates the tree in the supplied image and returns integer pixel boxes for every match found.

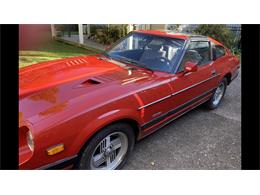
[166,24,181,32]
[193,24,237,50]
[95,24,128,45]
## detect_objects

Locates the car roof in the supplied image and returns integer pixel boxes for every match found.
[134,30,224,46]
[135,30,191,40]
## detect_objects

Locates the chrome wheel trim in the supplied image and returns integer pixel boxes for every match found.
[212,82,225,106]
[90,132,128,170]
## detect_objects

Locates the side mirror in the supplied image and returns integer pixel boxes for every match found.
[183,61,198,74]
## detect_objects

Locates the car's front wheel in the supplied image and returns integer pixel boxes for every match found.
[206,77,227,109]
[77,122,135,170]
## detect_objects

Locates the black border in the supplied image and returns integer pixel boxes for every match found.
[241,24,260,169]
[0,24,259,170]
[0,24,19,169]
[0,24,1,169]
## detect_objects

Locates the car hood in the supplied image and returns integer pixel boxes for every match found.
[19,55,140,97]
[19,55,154,125]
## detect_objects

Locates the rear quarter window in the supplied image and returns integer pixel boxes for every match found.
[213,45,226,59]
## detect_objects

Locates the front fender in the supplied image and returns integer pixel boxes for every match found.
[69,108,142,155]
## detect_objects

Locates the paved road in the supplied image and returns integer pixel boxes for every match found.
[123,72,241,170]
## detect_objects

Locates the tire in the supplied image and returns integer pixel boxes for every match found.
[206,77,227,110]
[77,122,135,170]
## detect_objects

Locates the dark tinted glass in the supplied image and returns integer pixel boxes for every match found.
[214,45,226,59]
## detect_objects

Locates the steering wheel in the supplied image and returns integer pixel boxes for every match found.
[158,57,171,65]
[148,57,171,72]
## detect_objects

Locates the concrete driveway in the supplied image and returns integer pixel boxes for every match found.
[123,72,241,170]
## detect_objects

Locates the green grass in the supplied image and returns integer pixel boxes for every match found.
[19,40,98,68]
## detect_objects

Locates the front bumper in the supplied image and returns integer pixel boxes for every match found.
[36,155,78,170]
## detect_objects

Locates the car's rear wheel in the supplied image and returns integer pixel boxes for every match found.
[206,77,227,109]
[77,123,135,170]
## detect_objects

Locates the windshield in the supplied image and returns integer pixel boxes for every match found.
[106,32,185,73]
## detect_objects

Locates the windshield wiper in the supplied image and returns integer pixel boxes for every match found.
[102,51,112,60]
[100,53,137,71]
[116,57,154,73]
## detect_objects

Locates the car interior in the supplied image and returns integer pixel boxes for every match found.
[109,37,184,72]
[178,42,211,72]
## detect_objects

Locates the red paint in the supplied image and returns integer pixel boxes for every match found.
[19,31,240,169]
[135,30,190,40]
[134,94,145,120]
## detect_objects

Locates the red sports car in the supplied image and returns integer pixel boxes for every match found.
[19,30,240,169]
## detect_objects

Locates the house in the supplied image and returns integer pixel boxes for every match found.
[19,24,52,50]
[51,24,240,49]
[50,24,179,50]
[19,24,241,51]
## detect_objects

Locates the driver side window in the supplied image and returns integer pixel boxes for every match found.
[178,41,211,72]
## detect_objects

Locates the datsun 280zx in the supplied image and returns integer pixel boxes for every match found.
[19,30,240,169]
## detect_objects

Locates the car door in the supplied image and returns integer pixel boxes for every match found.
[168,40,220,112]
[137,72,175,132]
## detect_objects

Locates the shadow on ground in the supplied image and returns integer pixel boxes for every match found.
[123,72,241,170]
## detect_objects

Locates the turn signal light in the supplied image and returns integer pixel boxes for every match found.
[46,144,64,155]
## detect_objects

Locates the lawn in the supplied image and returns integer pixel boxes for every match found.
[19,40,98,68]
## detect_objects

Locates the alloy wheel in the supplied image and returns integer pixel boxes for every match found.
[90,132,128,170]
[212,82,225,106]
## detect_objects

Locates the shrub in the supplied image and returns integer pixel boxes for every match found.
[166,24,180,31]
[193,24,240,54]
[95,24,128,45]
[89,24,107,34]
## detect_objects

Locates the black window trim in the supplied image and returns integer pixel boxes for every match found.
[172,39,189,74]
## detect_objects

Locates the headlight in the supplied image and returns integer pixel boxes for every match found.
[27,131,34,151]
